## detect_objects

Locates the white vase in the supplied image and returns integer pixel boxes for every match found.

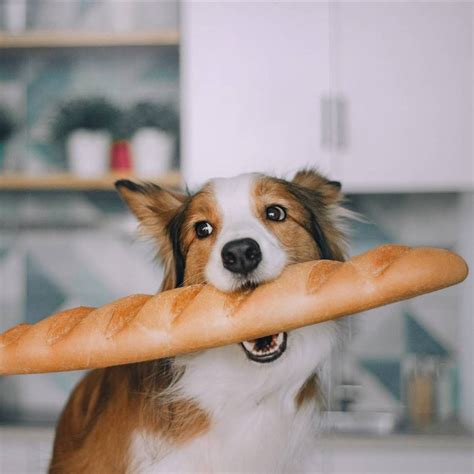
[4,0,27,33]
[66,130,111,177]
[131,128,174,177]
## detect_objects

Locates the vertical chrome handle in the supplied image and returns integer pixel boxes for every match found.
[321,95,346,150]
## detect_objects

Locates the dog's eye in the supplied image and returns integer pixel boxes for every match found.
[195,221,214,238]
[266,205,286,222]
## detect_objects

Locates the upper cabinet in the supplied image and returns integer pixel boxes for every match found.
[336,2,473,192]
[181,2,473,191]
[181,1,332,186]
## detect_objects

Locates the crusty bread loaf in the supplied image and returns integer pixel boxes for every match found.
[0,245,468,375]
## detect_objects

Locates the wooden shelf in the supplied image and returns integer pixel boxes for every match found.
[0,30,179,49]
[0,171,182,191]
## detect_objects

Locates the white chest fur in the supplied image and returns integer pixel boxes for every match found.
[129,393,319,474]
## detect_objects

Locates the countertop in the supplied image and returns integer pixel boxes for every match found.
[1,426,473,474]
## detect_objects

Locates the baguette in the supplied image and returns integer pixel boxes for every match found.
[0,245,468,375]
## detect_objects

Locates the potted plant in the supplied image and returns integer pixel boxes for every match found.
[126,102,178,177]
[0,106,15,172]
[52,97,119,177]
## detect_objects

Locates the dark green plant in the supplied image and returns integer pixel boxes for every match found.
[125,102,179,136]
[111,109,131,141]
[0,106,15,141]
[51,97,120,141]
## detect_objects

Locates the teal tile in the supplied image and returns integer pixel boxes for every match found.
[0,54,23,81]
[360,359,401,400]
[404,312,450,357]
[26,253,66,324]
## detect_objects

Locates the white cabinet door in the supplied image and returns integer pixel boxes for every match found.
[181,1,333,187]
[337,2,473,192]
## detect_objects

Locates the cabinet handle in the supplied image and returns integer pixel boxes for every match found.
[321,95,346,150]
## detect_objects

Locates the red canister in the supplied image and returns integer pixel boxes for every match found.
[110,140,133,172]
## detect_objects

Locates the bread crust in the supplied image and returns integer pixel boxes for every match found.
[0,245,468,375]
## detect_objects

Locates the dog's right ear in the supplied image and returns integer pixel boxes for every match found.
[115,180,187,290]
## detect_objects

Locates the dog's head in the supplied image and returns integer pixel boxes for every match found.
[116,170,347,399]
[116,169,346,289]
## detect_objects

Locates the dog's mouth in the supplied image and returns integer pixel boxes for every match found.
[240,332,287,363]
[233,277,287,363]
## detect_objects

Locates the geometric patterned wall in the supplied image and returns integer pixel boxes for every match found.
[339,193,462,427]
[0,192,163,422]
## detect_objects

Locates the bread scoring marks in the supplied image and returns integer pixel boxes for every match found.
[306,260,342,294]
[223,287,253,317]
[104,295,152,338]
[0,324,30,347]
[358,244,410,277]
[46,307,92,345]
[170,285,204,324]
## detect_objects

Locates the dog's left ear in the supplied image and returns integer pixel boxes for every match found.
[115,180,187,290]
[115,180,186,231]
[292,169,342,204]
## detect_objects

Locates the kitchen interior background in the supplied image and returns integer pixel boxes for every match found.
[0,1,472,473]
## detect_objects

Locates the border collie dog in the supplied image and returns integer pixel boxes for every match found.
[50,169,348,473]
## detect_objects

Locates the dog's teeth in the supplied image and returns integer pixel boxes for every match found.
[242,341,255,352]
[241,333,286,360]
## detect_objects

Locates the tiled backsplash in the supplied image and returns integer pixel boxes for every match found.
[0,191,465,430]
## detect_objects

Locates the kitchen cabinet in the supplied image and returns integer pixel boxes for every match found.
[1,427,473,474]
[181,1,333,186]
[336,2,473,192]
[181,2,473,192]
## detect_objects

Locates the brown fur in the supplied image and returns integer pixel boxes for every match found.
[180,185,222,286]
[116,182,187,292]
[295,373,326,409]
[253,177,320,263]
[253,173,345,263]
[50,169,346,472]
[50,362,210,473]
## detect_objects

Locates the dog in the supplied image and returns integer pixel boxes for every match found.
[49,169,348,473]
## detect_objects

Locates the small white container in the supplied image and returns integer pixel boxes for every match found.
[131,127,174,177]
[66,129,111,177]
[4,0,27,33]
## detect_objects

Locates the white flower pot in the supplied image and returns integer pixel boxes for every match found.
[66,130,111,177]
[131,128,174,177]
[4,0,27,33]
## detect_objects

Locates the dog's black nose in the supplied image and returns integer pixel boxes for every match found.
[221,238,262,275]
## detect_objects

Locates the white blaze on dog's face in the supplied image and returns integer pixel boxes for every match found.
[116,170,346,378]
[205,174,288,292]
